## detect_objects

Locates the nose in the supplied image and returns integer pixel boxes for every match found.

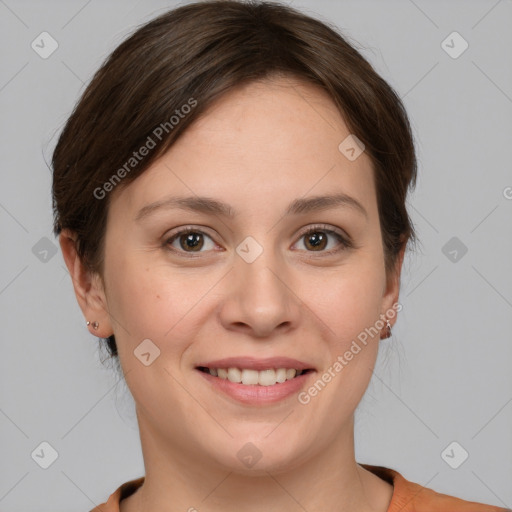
[218,246,302,339]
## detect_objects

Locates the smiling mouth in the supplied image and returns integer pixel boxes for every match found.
[196,366,314,386]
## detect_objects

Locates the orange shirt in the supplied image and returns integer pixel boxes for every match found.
[90,464,510,512]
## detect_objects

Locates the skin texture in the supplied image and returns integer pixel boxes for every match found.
[61,77,404,512]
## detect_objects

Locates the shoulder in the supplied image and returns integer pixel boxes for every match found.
[86,469,510,512]
[360,464,510,512]
[88,477,145,512]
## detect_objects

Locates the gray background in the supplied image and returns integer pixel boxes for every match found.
[1,0,511,510]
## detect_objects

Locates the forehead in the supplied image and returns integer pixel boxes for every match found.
[188,76,350,149]
[111,76,377,222]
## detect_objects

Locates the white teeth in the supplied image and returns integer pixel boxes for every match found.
[258,369,276,386]
[286,368,297,380]
[206,367,306,386]
[227,367,242,383]
[241,369,259,385]
[276,368,287,383]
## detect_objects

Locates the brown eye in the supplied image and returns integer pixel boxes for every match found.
[303,231,328,251]
[166,228,216,254]
[295,225,352,254]
[178,232,204,251]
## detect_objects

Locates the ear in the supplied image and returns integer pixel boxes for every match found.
[59,228,113,338]
[380,242,406,331]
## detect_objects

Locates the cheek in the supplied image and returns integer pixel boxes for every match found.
[306,250,385,385]
[104,251,214,365]
[307,254,385,344]
[332,273,383,342]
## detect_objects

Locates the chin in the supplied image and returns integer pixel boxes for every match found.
[207,433,311,476]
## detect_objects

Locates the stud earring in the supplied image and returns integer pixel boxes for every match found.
[86,321,99,330]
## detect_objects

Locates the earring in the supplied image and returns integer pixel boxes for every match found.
[380,318,392,339]
[383,319,392,339]
[86,321,99,330]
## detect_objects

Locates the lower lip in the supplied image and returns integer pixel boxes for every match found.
[196,369,313,405]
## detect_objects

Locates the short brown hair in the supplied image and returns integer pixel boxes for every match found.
[52,0,418,359]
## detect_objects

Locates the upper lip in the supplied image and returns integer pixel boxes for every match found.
[196,356,315,371]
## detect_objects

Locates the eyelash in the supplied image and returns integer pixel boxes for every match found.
[163,224,353,258]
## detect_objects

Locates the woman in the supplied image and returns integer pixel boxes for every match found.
[52,1,509,511]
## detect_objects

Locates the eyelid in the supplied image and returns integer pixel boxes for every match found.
[295,223,349,241]
[165,224,216,239]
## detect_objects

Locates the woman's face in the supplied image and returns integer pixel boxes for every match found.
[92,77,402,473]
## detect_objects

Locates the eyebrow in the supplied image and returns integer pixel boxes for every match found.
[135,192,368,221]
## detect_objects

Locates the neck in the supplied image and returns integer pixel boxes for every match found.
[121,415,393,512]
